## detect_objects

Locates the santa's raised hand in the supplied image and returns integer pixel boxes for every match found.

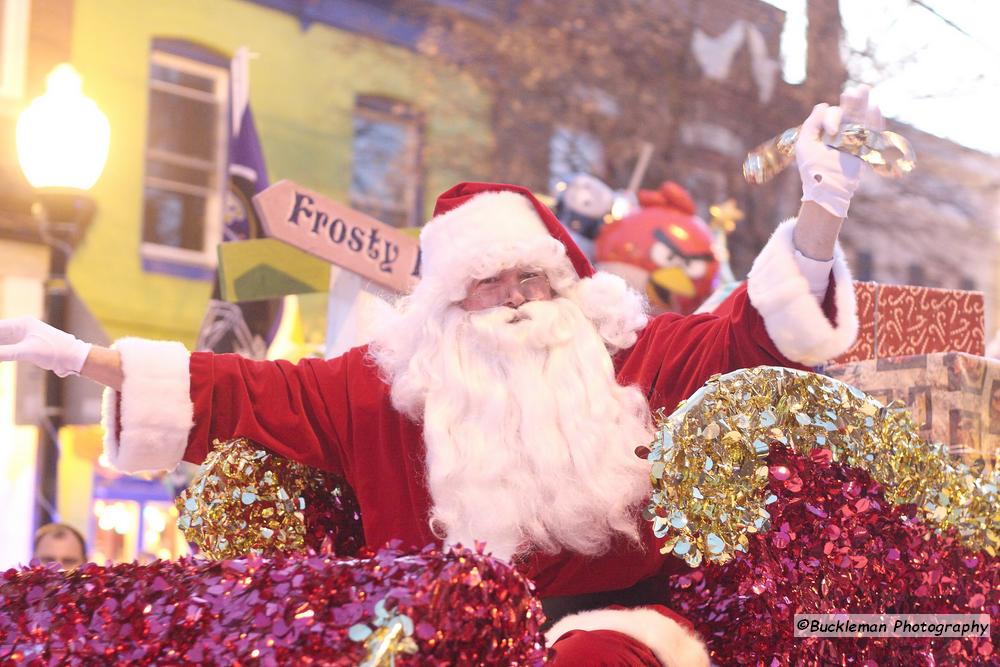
[792,85,881,263]
[796,85,883,220]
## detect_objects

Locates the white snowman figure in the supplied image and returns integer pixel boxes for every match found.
[553,173,618,261]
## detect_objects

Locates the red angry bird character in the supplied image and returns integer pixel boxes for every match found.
[594,181,718,315]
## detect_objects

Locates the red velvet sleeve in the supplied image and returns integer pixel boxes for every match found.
[616,280,838,414]
[183,348,363,476]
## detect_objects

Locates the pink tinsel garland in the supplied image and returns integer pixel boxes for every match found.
[666,445,999,665]
[0,545,546,666]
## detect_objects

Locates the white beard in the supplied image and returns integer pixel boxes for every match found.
[372,296,653,562]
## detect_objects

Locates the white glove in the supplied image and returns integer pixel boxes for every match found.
[796,85,884,218]
[0,316,92,378]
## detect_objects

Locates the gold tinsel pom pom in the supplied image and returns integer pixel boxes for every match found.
[643,367,1000,567]
[176,437,355,559]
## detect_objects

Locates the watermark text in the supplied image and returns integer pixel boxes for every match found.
[794,614,990,638]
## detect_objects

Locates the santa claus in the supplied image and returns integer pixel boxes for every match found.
[1,89,882,665]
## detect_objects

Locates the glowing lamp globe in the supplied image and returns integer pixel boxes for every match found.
[16,64,110,191]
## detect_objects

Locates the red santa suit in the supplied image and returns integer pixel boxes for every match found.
[102,183,857,666]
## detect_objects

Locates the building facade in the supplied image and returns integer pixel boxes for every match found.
[460,0,1000,332]
[0,0,495,567]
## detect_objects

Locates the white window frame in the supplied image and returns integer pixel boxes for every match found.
[349,99,422,228]
[0,0,30,106]
[139,49,229,268]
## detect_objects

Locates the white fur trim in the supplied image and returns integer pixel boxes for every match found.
[419,191,578,301]
[571,271,649,351]
[546,607,709,667]
[101,338,193,472]
[747,218,858,366]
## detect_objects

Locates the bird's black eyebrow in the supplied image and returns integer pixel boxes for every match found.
[653,229,715,261]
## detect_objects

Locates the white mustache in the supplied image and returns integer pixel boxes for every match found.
[467,300,574,348]
[478,307,531,324]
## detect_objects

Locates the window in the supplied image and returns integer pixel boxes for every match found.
[549,125,603,193]
[140,43,229,274]
[0,0,30,103]
[349,95,422,228]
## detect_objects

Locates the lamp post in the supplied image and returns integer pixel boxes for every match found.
[16,63,110,529]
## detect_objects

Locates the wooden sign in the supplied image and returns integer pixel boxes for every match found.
[253,180,420,292]
[217,238,331,302]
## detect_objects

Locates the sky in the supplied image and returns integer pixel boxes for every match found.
[762,0,1000,156]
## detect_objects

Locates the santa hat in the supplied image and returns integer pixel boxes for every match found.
[418,182,648,350]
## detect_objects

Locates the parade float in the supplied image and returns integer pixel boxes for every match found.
[3,118,998,666]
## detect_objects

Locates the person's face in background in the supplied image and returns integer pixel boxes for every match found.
[34,530,86,570]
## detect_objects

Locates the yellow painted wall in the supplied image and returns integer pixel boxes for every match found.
[55,425,101,544]
[68,0,493,344]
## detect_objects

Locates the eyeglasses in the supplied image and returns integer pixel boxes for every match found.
[461,270,552,310]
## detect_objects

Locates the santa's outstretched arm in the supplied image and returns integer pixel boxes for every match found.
[0,319,354,475]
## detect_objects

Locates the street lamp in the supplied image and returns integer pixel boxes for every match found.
[15,63,110,529]
[18,63,110,190]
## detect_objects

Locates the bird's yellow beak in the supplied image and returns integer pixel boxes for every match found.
[650,266,696,298]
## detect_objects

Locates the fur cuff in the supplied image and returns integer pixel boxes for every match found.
[747,218,858,366]
[546,607,709,667]
[101,338,193,472]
